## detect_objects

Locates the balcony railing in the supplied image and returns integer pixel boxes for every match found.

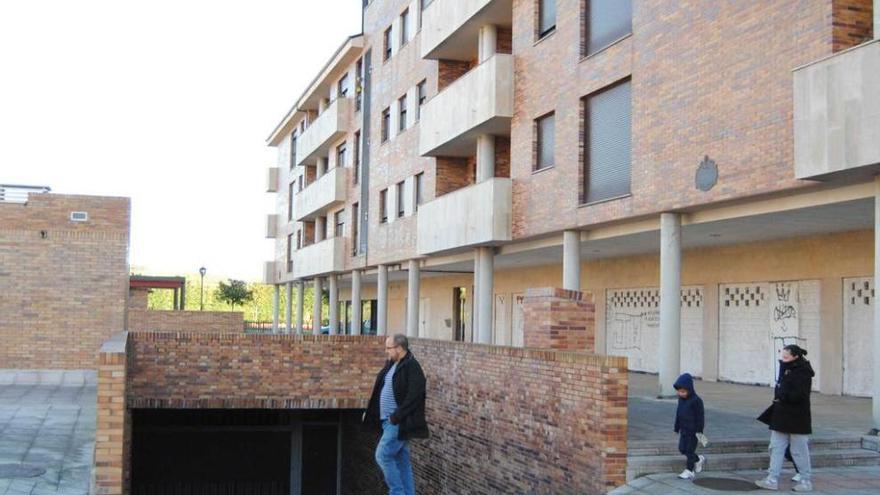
[420,0,513,61]
[265,214,279,239]
[295,98,353,166]
[263,261,277,284]
[419,54,513,157]
[266,167,279,193]
[291,237,347,279]
[294,166,347,221]
[794,39,880,180]
[417,178,512,255]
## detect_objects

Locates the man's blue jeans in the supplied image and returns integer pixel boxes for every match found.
[375,420,415,495]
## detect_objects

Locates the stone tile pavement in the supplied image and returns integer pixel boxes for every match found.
[0,370,96,495]
[610,466,880,494]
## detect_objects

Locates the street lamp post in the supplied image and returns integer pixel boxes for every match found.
[199,266,206,311]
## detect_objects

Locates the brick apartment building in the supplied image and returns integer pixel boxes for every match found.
[265,0,879,424]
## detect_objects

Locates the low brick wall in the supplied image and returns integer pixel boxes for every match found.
[127,333,385,409]
[410,339,628,495]
[127,309,244,334]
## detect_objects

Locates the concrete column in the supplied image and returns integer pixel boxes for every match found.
[351,270,362,336]
[285,282,293,334]
[317,157,327,177]
[313,277,323,334]
[873,176,880,430]
[476,246,494,344]
[658,213,682,398]
[473,248,481,335]
[563,230,581,291]
[478,24,497,63]
[476,134,495,183]
[315,216,326,243]
[272,284,280,334]
[407,260,420,337]
[377,264,388,336]
[295,280,305,335]
[328,274,338,335]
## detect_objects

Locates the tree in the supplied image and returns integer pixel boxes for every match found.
[215,279,254,312]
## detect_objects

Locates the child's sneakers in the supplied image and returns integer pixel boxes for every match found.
[695,455,706,473]
[677,469,696,480]
[754,477,779,490]
[791,480,813,492]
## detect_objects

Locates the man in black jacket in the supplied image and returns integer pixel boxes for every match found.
[364,334,429,495]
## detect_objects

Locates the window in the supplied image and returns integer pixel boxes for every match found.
[335,209,345,237]
[353,131,361,183]
[381,108,390,142]
[296,229,302,249]
[355,58,363,111]
[380,189,388,223]
[297,175,303,192]
[288,182,294,220]
[535,112,555,170]
[383,27,392,61]
[538,0,556,38]
[352,202,359,254]
[286,234,293,272]
[337,73,349,98]
[289,132,297,169]
[336,142,347,168]
[419,0,433,29]
[414,172,424,211]
[398,95,407,132]
[396,181,405,217]
[585,0,632,55]
[416,80,426,121]
[400,9,409,47]
[583,79,632,203]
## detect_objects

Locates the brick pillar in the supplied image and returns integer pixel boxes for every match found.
[95,332,130,495]
[523,287,595,352]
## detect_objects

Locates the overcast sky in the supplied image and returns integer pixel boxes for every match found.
[0,0,362,281]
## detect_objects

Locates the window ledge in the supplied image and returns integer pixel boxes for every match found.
[580,33,633,63]
[533,28,557,47]
[532,165,555,175]
[578,193,632,208]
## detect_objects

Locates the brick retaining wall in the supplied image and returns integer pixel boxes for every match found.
[127,309,244,333]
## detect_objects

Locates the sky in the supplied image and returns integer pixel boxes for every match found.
[0,0,362,281]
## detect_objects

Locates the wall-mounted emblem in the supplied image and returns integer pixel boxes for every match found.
[695,155,718,192]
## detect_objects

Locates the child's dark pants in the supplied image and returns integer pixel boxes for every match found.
[678,432,699,471]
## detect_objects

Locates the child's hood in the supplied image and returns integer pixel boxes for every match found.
[673,373,697,398]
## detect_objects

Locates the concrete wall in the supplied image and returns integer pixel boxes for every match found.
[294,164,347,220]
[0,193,130,369]
[291,236,347,279]
[295,97,353,166]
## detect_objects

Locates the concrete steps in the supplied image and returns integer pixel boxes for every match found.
[627,436,880,481]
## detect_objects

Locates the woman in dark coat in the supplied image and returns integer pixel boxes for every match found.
[755,345,815,492]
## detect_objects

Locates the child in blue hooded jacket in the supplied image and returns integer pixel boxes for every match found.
[674,373,706,480]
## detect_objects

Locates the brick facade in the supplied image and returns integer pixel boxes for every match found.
[0,193,130,369]
[127,309,244,333]
[94,332,131,495]
[522,287,596,352]
[833,0,875,51]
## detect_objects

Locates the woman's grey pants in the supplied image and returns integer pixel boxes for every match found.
[768,430,811,482]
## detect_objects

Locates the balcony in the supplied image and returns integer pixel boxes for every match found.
[417,178,512,255]
[263,261,277,284]
[291,237,347,279]
[794,39,880,181]
[265,214,278,239]
[266,167,279,193]
[295,98,353,166]
[419,54,513,157]
[420,0,512,61]
[294,166,347,221]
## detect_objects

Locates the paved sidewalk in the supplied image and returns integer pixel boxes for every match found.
[0,370,96,495]
[610,466,880,494]
[628,373,873,442]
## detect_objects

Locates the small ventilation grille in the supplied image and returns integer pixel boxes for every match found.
[70,211,88,222]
